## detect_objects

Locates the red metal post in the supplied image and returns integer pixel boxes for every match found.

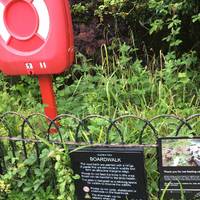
[38,75,58,120]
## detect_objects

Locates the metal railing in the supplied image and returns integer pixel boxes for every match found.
[0,112,200,193]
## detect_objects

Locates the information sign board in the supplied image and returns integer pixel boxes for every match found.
[70,146,148,200]
[158,137,200,199]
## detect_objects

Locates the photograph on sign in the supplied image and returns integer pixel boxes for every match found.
[158,137,200,200]
[70,146,148,200]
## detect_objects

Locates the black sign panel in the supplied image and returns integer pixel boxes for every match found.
[158,137,200,200]
[70,146,148,200]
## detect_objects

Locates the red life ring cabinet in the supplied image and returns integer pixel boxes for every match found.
[0,0,74,120]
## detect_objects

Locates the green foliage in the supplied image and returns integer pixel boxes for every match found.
[192,13,200,23]
[94,0,127,21]
[72,2,88,15]
[0,143,77,200]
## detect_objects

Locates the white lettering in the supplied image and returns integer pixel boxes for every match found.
[40,62,47,69]
[25,63,33,69]
[90,157,121,163]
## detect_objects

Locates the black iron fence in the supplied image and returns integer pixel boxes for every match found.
[1,112,200,197]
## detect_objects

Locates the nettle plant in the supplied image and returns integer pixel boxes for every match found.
[149,0,200,50]
[94,0,127,21]
[149,0,183,49]
[0,142,78,200]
